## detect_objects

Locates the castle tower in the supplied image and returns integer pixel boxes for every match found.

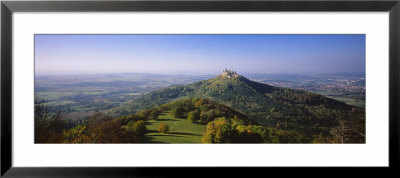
[221,69,239,78]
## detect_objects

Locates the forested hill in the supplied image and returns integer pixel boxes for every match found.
[109,70,365,143]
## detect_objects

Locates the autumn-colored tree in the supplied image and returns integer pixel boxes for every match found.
[62,125,87,143]
[158,123,169,133]
[125,120,147,137]
[201,117,232,143]
[35,103,69,143]
[64,113,143,143]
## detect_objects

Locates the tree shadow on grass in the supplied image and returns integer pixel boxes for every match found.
[147,129,202,136]
[147,130,160,134]
[168,131,202,137]
[149,134,187,137]
[146,130,189,137]
[154,118,179,122]
[143,140,166,144]
[142,137,168,143]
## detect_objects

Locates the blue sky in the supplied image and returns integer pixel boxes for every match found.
[35,34,365,75]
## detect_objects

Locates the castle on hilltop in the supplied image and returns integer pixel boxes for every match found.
[221,69,239,78]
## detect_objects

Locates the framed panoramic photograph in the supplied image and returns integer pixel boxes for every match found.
[1,0,399,177]
[33,34,367,144]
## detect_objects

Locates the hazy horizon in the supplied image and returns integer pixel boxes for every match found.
[35,34,365,75]
[34,71,366,78]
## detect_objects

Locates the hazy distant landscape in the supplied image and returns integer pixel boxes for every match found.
[35,72,365,121]
[35,73,214,121]
[248,73,366,107]
[34,34,365,144]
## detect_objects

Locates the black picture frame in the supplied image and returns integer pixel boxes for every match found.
[1,0,399,177]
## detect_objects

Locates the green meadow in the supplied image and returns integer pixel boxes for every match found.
[145,111,206,143]
[312,91,365,108]
[327,96,365,108]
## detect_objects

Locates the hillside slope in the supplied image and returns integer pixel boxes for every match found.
[109,70,365,143]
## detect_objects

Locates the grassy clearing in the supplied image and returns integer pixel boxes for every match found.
[145,111,206,143]
[311,91,365,108]
[327,96,365,108]
[128,92,143,96]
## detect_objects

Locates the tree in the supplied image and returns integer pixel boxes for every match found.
[171,105,184,118]
[73,113,142,143]
[201,117,232,143]
[35,103,69,143]
[200,111,207,124]
[149,110,159,120]
[158,123,169,133]
[187,110,200,123]
[137,109,152,119]
[205,109,216,123]
[126,120,147,137]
